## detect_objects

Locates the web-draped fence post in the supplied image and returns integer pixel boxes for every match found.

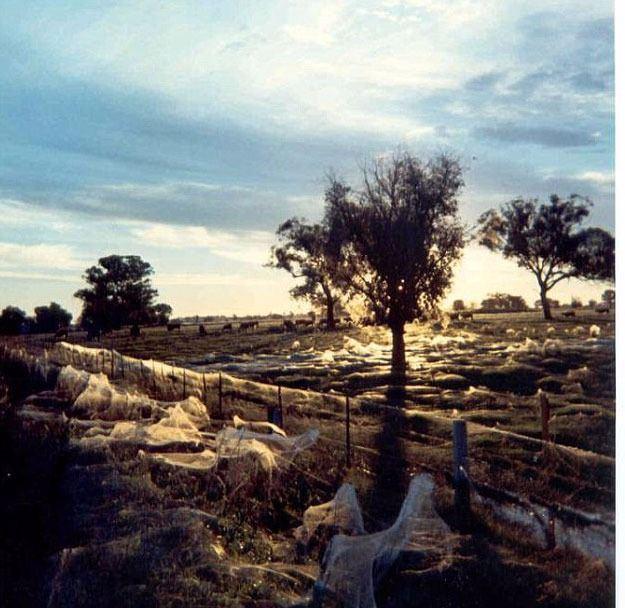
[202,372,207,407]
[218,372,223,419]
[453,419,471,531]
[182,368,187,399]
[345,395,351,468]
[539,390,551,443]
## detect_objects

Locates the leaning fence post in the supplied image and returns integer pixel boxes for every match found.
[182,368,187,399]
[110,350,115,379]
[539,390,551,443]
[345,395,351,468]
[218,372,223,419]
[452,419,470,530]
[202,372,207,406]
[120,354,125,379]
[276,384,284,428]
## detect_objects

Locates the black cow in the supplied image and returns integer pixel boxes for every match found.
[295,319,314,328]
[167,322,182,332]
[283,319,296,332]
[198,324,207,336]
[54,327,69,340]
[222,322,233,333]
[561,310,576,318]
[130,324,141,338]
[239,321,259,332]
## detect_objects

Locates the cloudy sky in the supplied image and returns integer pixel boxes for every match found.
[0,0,614,317]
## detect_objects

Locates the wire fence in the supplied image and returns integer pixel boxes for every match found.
[0,337,615,561]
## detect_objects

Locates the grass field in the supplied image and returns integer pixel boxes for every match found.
[1,308,616,607]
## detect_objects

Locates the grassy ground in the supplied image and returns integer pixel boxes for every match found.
[0,309,616,607]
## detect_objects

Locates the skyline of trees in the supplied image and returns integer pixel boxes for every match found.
[477,195,615,320]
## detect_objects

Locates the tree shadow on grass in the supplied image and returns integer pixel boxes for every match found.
[362,380,410,528]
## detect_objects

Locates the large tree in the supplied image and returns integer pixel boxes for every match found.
[477,195,615,320]
[269,218,341,329]
[0,306,28,335]
[75,255,168,331]
[34,302,72,333]
[325,152,465,377]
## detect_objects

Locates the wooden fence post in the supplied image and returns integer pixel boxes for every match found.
[202,372,207,406]
[345,395,351,468]
[152,360,156,391]
[277,384,284,428]
[120,354,125,379]
[110,350,115,379]
[452,419,471,530]
[218,372,223,419]
[539,390,551,443]
[182,368,187,399]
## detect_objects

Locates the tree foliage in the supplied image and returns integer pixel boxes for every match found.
[452,299,466,311]
[0,306,28,335]
[325,152,465,375]
[477,195,614,319]
[480,293,528,312]
[34,302,72,333]
[269,218,340,328]
[74,255,169,331]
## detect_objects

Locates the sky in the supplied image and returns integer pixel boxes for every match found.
[0,0,614,318]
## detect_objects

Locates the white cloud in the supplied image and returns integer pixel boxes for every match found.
[576,171,614,187]
[0,242,85,271]
[0,198,73,232]
[129,223,273,265]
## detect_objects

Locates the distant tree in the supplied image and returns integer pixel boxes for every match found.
[570,297,583,309]
[477,195,615,319]
[534,297,559,310]
[0,306,28,335]
[326,152,465,377]
[588,299,597,309]
[481,293,528,312]
[452,299,466,311]
[34,302,73,333]
[75,255,169,332]
[602,289,615,309]
[269,218,341,329]
[151,303,173,326]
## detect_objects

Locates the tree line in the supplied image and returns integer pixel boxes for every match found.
[0,255,172,337]
[1,151,615,380]
[270,151,614,376]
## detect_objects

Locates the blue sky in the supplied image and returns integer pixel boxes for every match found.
[0,0,614,317]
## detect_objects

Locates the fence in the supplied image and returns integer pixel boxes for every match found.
[0,339,615,565]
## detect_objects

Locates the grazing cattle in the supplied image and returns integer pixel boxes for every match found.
[238,320,259,332]
[198,324,207,336]
[130,324,141,338]
[449,312,460,321]
[86,326,102,341]
[595,303,610,314]
[222,322,233,333]
[54,327,69,340]
[283,319,296,332]
[167,322,182,332]
[460,311,474,320]
[295,319,314,328]
[561,310,576,318]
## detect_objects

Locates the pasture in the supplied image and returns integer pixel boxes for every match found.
[61,309,615,459]
[1,308,616,607]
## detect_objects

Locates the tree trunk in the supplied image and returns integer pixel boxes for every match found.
[539,286,552,320]
[391,323,406,379]
[325,292,336,330]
